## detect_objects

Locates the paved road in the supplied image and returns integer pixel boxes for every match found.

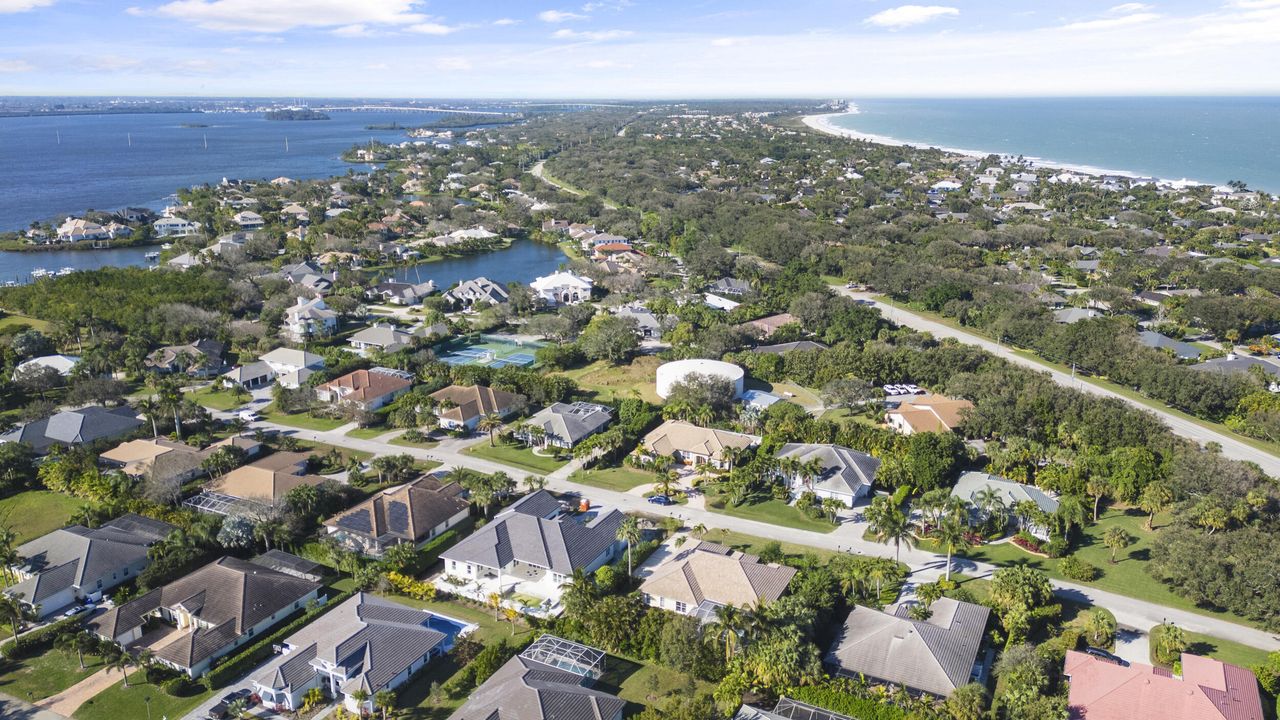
[530,161,620,210]
[832,286,1280,477]
[219,411,1280,656]
[0,694,67,720]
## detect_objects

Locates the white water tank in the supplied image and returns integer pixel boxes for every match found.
[656,359,745,399]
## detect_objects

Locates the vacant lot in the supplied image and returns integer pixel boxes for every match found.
[0,491,89,543]
[466,442,568,474]
[558,356,663,404]
[569,466,656,492]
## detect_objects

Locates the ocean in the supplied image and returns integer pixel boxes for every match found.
[829,97,1280,191]
[0,110,432,231]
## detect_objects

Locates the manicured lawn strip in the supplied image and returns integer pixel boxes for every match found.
[568,466,656,492]
[73,669,212,720]
[703,529,842,565]
[0,491,90,543]
[260,403,347,431]
[705,495,838,534]
[389,435,440,450]
[346,425,393,440]
[465,442,567,474]
[1149,624,1272,670]
[0,313,52,332]
[605,656,715,709]
[291,440,373,463]
[0,648,106,701]
[191,386,248,411]
[557,357,664,404]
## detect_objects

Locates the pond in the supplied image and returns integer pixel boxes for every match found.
[386,240,569,288]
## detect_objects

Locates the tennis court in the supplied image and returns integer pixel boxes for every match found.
[436,335,543,368]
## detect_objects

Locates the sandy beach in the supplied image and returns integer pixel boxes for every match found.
[801,108,1212,188]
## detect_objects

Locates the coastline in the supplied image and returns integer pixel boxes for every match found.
[801,109,1215,189]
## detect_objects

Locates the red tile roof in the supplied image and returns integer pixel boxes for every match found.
[1064,651,1263,720]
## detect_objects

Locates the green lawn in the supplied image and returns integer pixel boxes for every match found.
[191,386,248,411]
[604,656,715,710]
[346,425,392,440]
[745,379,823,412]
[569,466,656,492]
[702,529,842,565]
[0,313,52,332]
[0,491,90,543]
[1149,624,1272,670]
[0,648,106,702]
[291,440,373,463]
[465,442,568,474]
[73,669,212,720]
[705,495,838,534]
[261,403,347,431]
[390,435,441,450]
[557,356,663,404]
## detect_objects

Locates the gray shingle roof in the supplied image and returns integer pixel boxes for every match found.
[750,341,829,354]
[449,637,623,720]
[1137,331,1203,360]
[776,443,879,498]
[950,472,1059,515]
[8,514,173,604]
[325,475,469,546]
[0,406,143,453]
[441,491,623,575]
[825,598,990,697]
[522,402,612,446]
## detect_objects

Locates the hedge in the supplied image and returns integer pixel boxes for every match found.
[443,633,538,697]
[0,614,86,658]
[788,685,909,720]
[203,589,356,689]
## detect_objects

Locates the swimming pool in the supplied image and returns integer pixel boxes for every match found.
[425,612,473,644]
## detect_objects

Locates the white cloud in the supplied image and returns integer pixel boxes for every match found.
[538,9,585,22]
[865,5,959,29]
[492,17,519,25]
[1109,3,1153,13]
[1062,12,1160,30]
[0,0,53,13]
[551,28,631,40]
[581,0,629,11]
[1227,0,1280,8]
[407,22,459,35]
[435,56,472,70]
[332,24,374,37]
[711,37,744,47]
[0,59,33,72]
[151,0,428,32]
[84,54,144,71]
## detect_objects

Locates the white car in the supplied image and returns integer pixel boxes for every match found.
[237,410,260,422]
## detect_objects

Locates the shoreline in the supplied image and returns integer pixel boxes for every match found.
[802,109,1217,189]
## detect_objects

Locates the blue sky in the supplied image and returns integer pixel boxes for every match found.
[2,0,1279,97]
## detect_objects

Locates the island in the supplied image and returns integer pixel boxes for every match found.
[264,108,330,121]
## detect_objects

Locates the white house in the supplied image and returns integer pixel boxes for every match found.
[282,296,338,342]
[13,354,80,379]
[56,218,110,243]
[233,211,265,230]
[260,347,325,388]
[153,217,202,238]
[774,443,879,507]
[530,271,594,306]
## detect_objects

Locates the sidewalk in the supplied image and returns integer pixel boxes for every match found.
[0,692,69,720]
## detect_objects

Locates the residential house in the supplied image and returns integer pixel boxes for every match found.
[750,340,829,354]
[233,211,264,230]
[145,339,226,377]
[367,280,436,306]
[1137,330,1203,360]
[13,354,80,379]
[324,475,470,556]
[513,402,612,449]
[1063,650,1263,720]
[100,437,206,485]
[615,303,664,339]
[885,394,974,435]
[253,592,463,715]
[87,556,322,678]
[0,406,143,454]
[950,471,1059,540]
[639,420,760,469]
[190,451,327,513]
[277,261,337,292]
[639,541,796,620]
[282,296,338,342]
[775,443,879,507]
[1054,308,1103,324]
[704,293,741,312]
[221,362,275,390]
[57,218,110,243]
[530,271,594,306]
[742,313,800,339]
[153,216,201,238]
[438,490,625,614]
[442,277,509,308]
[347,323,417,355]
[709,277,752,296]
[735,698,855,720]
[449,635,623,720]
[1192,353,1280,383]
[315,367,414,411]
[825,598,991,697]
[260,347,325,388]
[6,514,173,618]
[429,384,525,431]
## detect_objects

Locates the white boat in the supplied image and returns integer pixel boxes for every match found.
[30,268,51,278]
[161,243,173,250]
[144,251,160,260]
[56,267,75,276]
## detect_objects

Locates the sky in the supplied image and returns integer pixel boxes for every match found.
[2,0,1280,98]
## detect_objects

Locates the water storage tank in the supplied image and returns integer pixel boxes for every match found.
[655,358,745,399]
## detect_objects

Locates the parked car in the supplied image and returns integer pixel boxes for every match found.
[647,495,675,506]
[208,689,254,720]
[238,410,260,422]
[62,604,93,618]
[1084,646,1130,667]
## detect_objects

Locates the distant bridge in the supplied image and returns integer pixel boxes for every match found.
[314,105,514,115]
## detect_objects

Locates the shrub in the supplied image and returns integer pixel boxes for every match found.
[443,634,538,697]
[163,676,199,697]
[0,615,85,658]
[1058,554,1099,582]
[1043,537,1070,558]
[1011,531,1045,554]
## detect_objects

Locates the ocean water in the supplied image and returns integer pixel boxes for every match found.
[0,110,431,231]
[830,97,1280,191]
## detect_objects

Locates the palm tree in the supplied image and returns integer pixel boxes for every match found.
[523,475,547,492]
[374,689,396,720]
[1103,526,1133,563]
[1055,494,1089,536]
[1086,476,1110,522]
[706,604,748,662]
[617,516,642,575]
[57,631,91,670]
[301,687,325,712]
[135,397,161,438]
[1140,481,1173,530]
[866,558,898,602]
[935,518,972,581]
[350,689,371,715]
[690,523,708,540]
[973,487,1007,530]
[107,651,133,688]
[0,594,23,646]
[1154,621,1188,665]
[867,496,913,563]
[559,567,597,613]
[657,470,678,498]
[477,413,503,447]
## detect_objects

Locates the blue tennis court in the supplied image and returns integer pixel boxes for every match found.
[433,335,544,368]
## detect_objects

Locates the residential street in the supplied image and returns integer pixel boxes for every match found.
[831,286,1280,477]
[232,414,1280,654]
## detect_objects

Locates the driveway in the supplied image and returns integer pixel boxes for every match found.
[1114,626,1151,666]
[0,693,68,720]
[37,668,121,718]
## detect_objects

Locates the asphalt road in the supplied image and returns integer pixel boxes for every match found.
[833,286,1280,477]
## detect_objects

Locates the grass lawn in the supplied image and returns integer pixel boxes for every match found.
[73,669,212,720]
[191,386,248,411]
[346,424,393,440]
[568,466,656,492]
[465,442,568,474]
[705,494,838,534]
[0,313,51,332]
[291,440,373,463]
[702,529,843,565]
[819,406,880,426]
[0,491,90,543]
[745,379,823,412]
[260,403,347,432]
[557,356,663,404]
[1149,624,1272,670]
[603,656,715,710]
[390,434,441,450]
[0,648,106,701]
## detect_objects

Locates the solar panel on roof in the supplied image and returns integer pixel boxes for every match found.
[336,509,373,533]
[387,501,410,534]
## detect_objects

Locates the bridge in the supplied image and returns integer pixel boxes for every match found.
[313,105,514,115]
